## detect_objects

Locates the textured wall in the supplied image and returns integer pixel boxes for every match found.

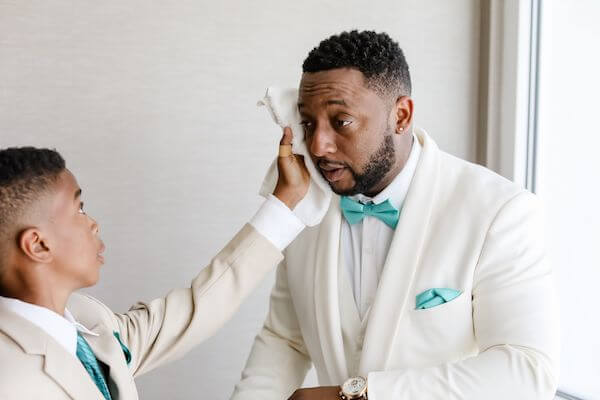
[0,1,480,398]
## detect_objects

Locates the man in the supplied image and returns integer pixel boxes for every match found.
[232,30,559,399]
[0,129,309,399]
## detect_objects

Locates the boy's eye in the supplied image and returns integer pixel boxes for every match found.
[78,202,85,214]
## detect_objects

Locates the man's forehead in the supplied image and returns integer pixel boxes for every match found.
[298,70,370,107]
[300,69,366,89]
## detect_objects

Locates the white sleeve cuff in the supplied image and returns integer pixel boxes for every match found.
[249,194,306,250]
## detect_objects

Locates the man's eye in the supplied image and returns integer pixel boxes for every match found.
[336,119,352,128]
[78,202,85,214]
[300,121,314,135]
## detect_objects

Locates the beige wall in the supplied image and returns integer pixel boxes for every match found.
[0,1,480,398]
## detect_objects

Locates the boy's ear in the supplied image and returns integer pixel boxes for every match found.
[18,228,53,264]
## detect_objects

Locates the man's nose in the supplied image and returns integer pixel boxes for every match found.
[309,124,337,157]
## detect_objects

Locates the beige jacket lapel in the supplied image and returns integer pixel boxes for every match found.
[359,129,441,374]
[313,196,348,383]
[0,307,103,399]
[84,324,137,399]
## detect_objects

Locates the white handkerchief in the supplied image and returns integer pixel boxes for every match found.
[258,87,332,226]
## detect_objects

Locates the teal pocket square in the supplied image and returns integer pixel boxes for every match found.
[415,288,462,309]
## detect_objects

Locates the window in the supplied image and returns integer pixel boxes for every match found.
[535,1,600,398]
[481,1,599,398]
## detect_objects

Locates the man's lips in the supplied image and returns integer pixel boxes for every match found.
[318,159,345,170]
[321,167,346,182]
[318,161,347,182]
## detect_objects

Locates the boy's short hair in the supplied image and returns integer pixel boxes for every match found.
[0,147,66,269]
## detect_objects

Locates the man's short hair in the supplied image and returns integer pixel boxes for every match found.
[0,147,66,267]
[302,30,412,99]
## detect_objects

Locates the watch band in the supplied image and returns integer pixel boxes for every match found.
[339,390,368,400]
[340,376,368,400]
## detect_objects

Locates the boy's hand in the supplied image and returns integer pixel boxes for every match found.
[273,127,310,210]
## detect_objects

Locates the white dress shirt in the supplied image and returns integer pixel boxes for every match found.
[343,135,421,319]
[250,195,305,250]
[0,201,305,357]
[0,296,98,355]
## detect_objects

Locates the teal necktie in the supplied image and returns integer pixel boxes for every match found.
[340,196,400,229]
[76,332,112,400]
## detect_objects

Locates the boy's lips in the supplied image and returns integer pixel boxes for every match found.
[97,242,105,263]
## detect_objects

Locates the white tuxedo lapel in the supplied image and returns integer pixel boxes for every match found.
[359,129,441,374]
[313,196,348,383]
[0,307,103,399]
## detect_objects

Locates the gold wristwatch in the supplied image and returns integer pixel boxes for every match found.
[339,376,368,399]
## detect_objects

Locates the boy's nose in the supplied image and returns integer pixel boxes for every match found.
[89,217,99,234]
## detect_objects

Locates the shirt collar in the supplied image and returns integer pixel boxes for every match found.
[64,308,99,336]
[0,295,98,356]
[350,133,422,210]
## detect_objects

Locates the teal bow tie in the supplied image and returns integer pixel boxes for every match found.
[76,332,112,400]
[340,196,400,229]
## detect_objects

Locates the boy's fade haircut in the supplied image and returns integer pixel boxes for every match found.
[0,147,66,270]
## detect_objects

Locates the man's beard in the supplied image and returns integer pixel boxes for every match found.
[333,133,396,196]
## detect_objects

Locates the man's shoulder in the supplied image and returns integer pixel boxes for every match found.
[436,150,526,207]
[440,150,518,188]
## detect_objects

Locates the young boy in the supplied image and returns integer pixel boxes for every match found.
[0,129,308,399]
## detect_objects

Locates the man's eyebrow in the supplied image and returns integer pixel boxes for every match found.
[74,188,82,200]
[298,99,347,109]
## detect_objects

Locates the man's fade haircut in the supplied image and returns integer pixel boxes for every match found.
[302,30,411,99]
[0,147,66,265]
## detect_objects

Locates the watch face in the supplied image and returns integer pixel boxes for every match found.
[343,376,366,395]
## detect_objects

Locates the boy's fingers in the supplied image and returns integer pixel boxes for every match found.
[279,127,293,157]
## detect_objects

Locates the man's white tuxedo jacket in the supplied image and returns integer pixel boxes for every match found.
[232,130,559,400]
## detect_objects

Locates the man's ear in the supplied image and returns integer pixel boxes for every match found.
[18,228,53,264]
[394,96,414,133]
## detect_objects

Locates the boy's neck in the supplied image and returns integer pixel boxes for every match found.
[17,293,69,315]
[0,281,71,316]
